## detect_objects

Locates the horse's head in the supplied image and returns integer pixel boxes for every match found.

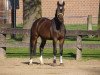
[56,1,65,22]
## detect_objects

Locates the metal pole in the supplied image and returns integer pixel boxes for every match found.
[11,0,16,38]
[12,0,16,28]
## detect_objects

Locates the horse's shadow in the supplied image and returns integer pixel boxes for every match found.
[22,62,59,66]
[22,62,40,65]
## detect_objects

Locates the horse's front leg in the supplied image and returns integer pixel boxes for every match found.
[59,39,64,65]
[53,39,57,65]
[40,39,46,65]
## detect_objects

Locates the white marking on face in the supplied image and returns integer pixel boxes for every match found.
[60,7,63,10]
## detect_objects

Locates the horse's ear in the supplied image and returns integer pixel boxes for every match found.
[63,1,65,6]
[57,1,65,6]
[57,1,59,6]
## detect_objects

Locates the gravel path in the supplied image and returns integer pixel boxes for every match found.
[0,58,100,75]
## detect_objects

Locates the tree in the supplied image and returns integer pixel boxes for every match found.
[22,0,42,43]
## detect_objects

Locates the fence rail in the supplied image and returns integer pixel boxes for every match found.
[0,28,30,34]
[0,28,100,60]
[0,28,100,36]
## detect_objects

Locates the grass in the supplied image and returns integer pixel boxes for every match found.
[65,24,98,30]
[82,49,100,60]
[6,48,29,58]
[6,48,76,59]
[6,24,100,60]
[6,47,100,60]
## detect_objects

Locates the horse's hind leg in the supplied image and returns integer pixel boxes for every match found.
[39,39,46,64]
[29,37,37,65]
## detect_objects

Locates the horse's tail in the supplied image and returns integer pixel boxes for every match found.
[30,28,32,59]
[30,27,37,57]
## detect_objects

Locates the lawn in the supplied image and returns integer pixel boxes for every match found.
[65,24,98,30]
[6,47,100,60]
[6,24,100,60]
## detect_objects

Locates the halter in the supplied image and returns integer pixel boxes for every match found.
[57,12,64,22]
[57,13,64,16]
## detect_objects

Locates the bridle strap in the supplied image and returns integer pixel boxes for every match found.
[58,13,64,16]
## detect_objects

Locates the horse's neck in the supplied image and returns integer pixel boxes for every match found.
[53,17,64,31]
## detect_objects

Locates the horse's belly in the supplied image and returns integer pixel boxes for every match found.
[38,23,52,39]
[39,31,51,39]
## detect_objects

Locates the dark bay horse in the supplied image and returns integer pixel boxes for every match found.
[29,1,66,65]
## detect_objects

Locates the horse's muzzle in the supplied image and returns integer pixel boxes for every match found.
[57,13,64,22]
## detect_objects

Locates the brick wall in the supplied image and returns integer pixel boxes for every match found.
[41,0,99,24]
[1,0,99,25]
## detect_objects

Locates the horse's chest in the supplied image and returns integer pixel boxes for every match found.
[51,25,65,40]
[57,30,65,40]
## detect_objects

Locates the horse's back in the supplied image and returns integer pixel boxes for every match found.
[31,17,52,39]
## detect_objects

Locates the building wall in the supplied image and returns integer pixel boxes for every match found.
[42,0,99,24]
[0,0,99,25]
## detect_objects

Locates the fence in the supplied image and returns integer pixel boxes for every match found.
[0,27,100,60]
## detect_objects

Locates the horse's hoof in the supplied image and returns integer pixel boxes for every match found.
[53,60,56,64]
[29,59,33,65]
[59,63,64,66]
[28,62,33,65]
[40,60,44,65]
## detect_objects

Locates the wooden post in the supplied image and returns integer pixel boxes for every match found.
[0,34,6,59]
[87,15,92,30]
[87,15,93,38]
[76,35,82,60]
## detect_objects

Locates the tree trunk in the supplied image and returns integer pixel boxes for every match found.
[22,0,41,43]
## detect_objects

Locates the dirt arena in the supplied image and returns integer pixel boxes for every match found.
[0,58,100,75]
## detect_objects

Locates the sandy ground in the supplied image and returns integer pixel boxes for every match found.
[0,58,100,75]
